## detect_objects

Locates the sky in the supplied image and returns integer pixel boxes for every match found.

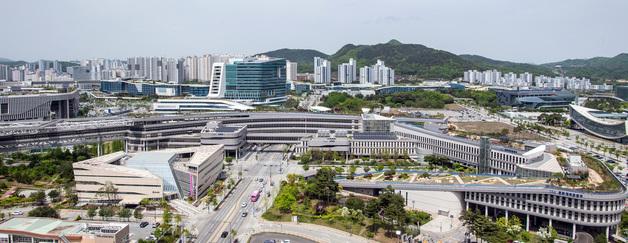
[2,0,627,64]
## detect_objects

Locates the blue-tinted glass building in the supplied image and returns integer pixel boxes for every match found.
[100,80,209,97]
[224,58,287,104]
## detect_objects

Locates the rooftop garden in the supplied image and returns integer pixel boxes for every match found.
[263,169,432,241]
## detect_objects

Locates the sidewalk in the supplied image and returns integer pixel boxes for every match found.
[243,220,378,243]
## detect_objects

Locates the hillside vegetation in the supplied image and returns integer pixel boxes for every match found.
[260,40,628,81]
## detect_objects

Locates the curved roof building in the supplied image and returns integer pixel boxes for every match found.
[569,104,628,142]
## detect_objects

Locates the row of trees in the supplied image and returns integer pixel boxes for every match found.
[448,90,505,113]
[537,113,567,127]
[460,210,533,242]
[299,150,412,165]
[86,206,142,221]
[367,90,454,109]
[575,135,627,160]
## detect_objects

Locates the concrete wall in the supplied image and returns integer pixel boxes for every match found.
[395,190,464,217]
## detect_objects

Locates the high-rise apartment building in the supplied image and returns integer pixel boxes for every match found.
[359,66,373,84]
[0,65,9,81]
[286,61,298,82]
[199,54,214,82]
[359,59,394,86]
[314,57,331,84]
[338,58,357,83]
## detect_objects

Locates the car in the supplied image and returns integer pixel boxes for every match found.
[139,222,149,228]
[12,211,23,216]
[241,212,248,217]
[152,222,160,228]
[145,235,156,240]
[263,240,275,243]
[283,240,291,243]
[258,178,264,183]
[241,202,247,208]
[221,231,229,238]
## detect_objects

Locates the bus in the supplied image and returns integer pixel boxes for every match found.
[250,190,260,202]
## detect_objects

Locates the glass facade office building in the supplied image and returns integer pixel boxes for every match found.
[224,58,287,104]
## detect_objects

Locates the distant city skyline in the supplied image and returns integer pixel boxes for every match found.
[2,0,627,64]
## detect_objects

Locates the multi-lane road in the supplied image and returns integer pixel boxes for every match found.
[195,145,285,243]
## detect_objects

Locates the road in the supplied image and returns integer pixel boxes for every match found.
[195,145,286,243]
[250,232,316,243]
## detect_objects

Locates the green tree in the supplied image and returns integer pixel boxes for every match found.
[345,197,365,211]
[28,206,59,218]
[363,166,371,173]
[594,234,608,243]
[335,166,345,174]
[118,208,132,221]
[300,151,312,164]
[305,167,339,202]
[134,208,144,221]
[98,207,114,220]
[48,190,61,203]
[30,191,46,205]
[379,186,406,232]
[376,165,385,171]
[274,189,297,213]
[87,207,97,220]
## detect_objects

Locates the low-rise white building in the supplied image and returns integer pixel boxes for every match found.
[73,145,224,205]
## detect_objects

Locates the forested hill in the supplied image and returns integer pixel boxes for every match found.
[542,53,628,81]
[259,40,628,80]
[257,48,329,73]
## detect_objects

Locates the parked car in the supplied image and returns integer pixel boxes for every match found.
[12,211,23,216]
[241,202,247,208]
[139,222,149,228]
[152,222,160,228]
[241,212,248,217]
[221,231,229,238]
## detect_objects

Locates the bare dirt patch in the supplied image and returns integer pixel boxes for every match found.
[445,103,465,111]
[452,121,546,141]
[587,168,604,186]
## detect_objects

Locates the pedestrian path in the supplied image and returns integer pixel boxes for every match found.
[246,221,378,243]
[170,199,202,216]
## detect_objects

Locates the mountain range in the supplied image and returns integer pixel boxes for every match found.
[259,40,628,81]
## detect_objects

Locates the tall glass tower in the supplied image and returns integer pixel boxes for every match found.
[224,58,287,104]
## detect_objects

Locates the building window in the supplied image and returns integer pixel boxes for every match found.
[0,103,7,114]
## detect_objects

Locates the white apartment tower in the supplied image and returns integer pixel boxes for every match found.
[199,55,213,82]
[184,56,199,81]
[286,61,298,82]
[164,58,181,84]
[359,66,373,84]
[338,58,357,84]
[360,59,394,86]
[314,57,331,84]
[381,66,395,86]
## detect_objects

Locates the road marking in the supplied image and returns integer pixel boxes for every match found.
[209,180,254,242]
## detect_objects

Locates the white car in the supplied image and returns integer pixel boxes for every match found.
[241,202,247,208]
[12,211,23,216]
